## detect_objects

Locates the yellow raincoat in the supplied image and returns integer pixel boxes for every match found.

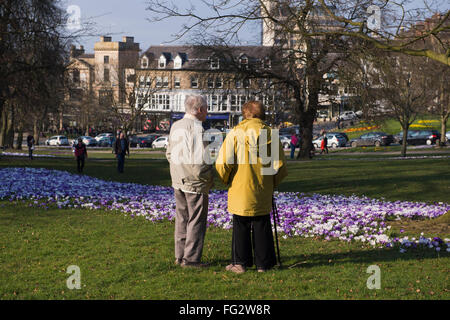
[215,118,288,216]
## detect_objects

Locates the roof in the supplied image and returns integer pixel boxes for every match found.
[140,45,274,70]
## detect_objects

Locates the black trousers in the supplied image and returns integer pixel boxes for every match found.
[231,214,276,270]
[76,156,85,173]
[117,153,125,173]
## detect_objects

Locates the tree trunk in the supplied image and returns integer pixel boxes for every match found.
[33,118,40,146]
[401,125,409,157]
[16,124,23,150]
[6,105,14,149]
[440,112,449,146]
[0,105,8,148]
[297,110,315,159]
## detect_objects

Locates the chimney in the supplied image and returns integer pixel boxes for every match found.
[122,36,134,43]
[70,45,85,58]
[101,36,112,42]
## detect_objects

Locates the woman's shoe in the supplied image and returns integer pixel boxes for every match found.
[225,264,246,274]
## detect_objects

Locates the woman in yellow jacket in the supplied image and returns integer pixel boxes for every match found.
[215,101,288,273]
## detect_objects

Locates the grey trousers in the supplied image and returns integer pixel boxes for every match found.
[174,189,209,263]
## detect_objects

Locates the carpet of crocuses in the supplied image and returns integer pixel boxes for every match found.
[1,167,449,253]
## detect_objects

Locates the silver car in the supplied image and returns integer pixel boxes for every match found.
[45,135,69,146]
[313,133,346,149]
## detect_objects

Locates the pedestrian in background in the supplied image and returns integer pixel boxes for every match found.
[74,138,88,173]
[320,131,328,155]
[289,130,298,160]
[114,132,130,173]
[26,135,35,160]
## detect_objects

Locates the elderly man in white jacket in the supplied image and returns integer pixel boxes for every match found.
[166,95,214,268]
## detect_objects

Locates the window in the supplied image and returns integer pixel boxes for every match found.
[163,76,169,88]
[141,57,148,69]
[156,76,162,87]
[235,79,242,88]
[146,76,151,86]
[104,55,109,64]
[69,88,82,101]
[139,76,145,87]
[243,78,251,88]
[103,68,110,83]
[174,56,182,69]
[151,94,170,110]
[190,76,198,88]
[240,56,248,69]
[215,77,223,88]
[210,57,219,70]
[174,76,181,88]
[126,74,135,83]
[72,69,80,84]
[99,90,113,106]
[208,78,214,89]
[159,56,166,69]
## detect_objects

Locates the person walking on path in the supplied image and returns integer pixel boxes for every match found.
[26,135,35,160]
[166,95,214,269]
[320,132,328,155]
[74,138,88,173]
[289,130,298,160]
[114,132,130,173]
[215,101,288,274]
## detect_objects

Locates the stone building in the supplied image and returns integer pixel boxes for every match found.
[134,45,281,130]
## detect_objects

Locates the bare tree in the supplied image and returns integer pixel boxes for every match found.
[0,0,71,148]
[103,69,163,136]
[367,53,436,157]
[146,1,365,158]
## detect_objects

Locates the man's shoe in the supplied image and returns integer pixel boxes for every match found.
[175,258,183,265]
[181,261,209,268]
[225,264,246,274]
[257,268,267,273]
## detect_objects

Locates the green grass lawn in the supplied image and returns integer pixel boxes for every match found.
[0,157,449,300]
[338,116,450,140]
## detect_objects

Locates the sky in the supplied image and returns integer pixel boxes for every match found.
[63,0,449,54]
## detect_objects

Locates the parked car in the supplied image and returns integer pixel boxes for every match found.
[406,130,441,145]
[330,132,349,144]
[139,134,161,148]
[338,111,358,121]
[446,131,450,142]
[72,136,97,147]
[94,133,114,141]
[45,135,69,146]
[350,132,394,148]
[151,135,169,149]
[317,110,329,119]
[279,125,300,136]
[129,135,140,148]
[97,136,114,147]
[280,134,300,149]
[394,130,417,144]
[313,132,347,149]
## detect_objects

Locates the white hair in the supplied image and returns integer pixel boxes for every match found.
[185,95,207,115]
